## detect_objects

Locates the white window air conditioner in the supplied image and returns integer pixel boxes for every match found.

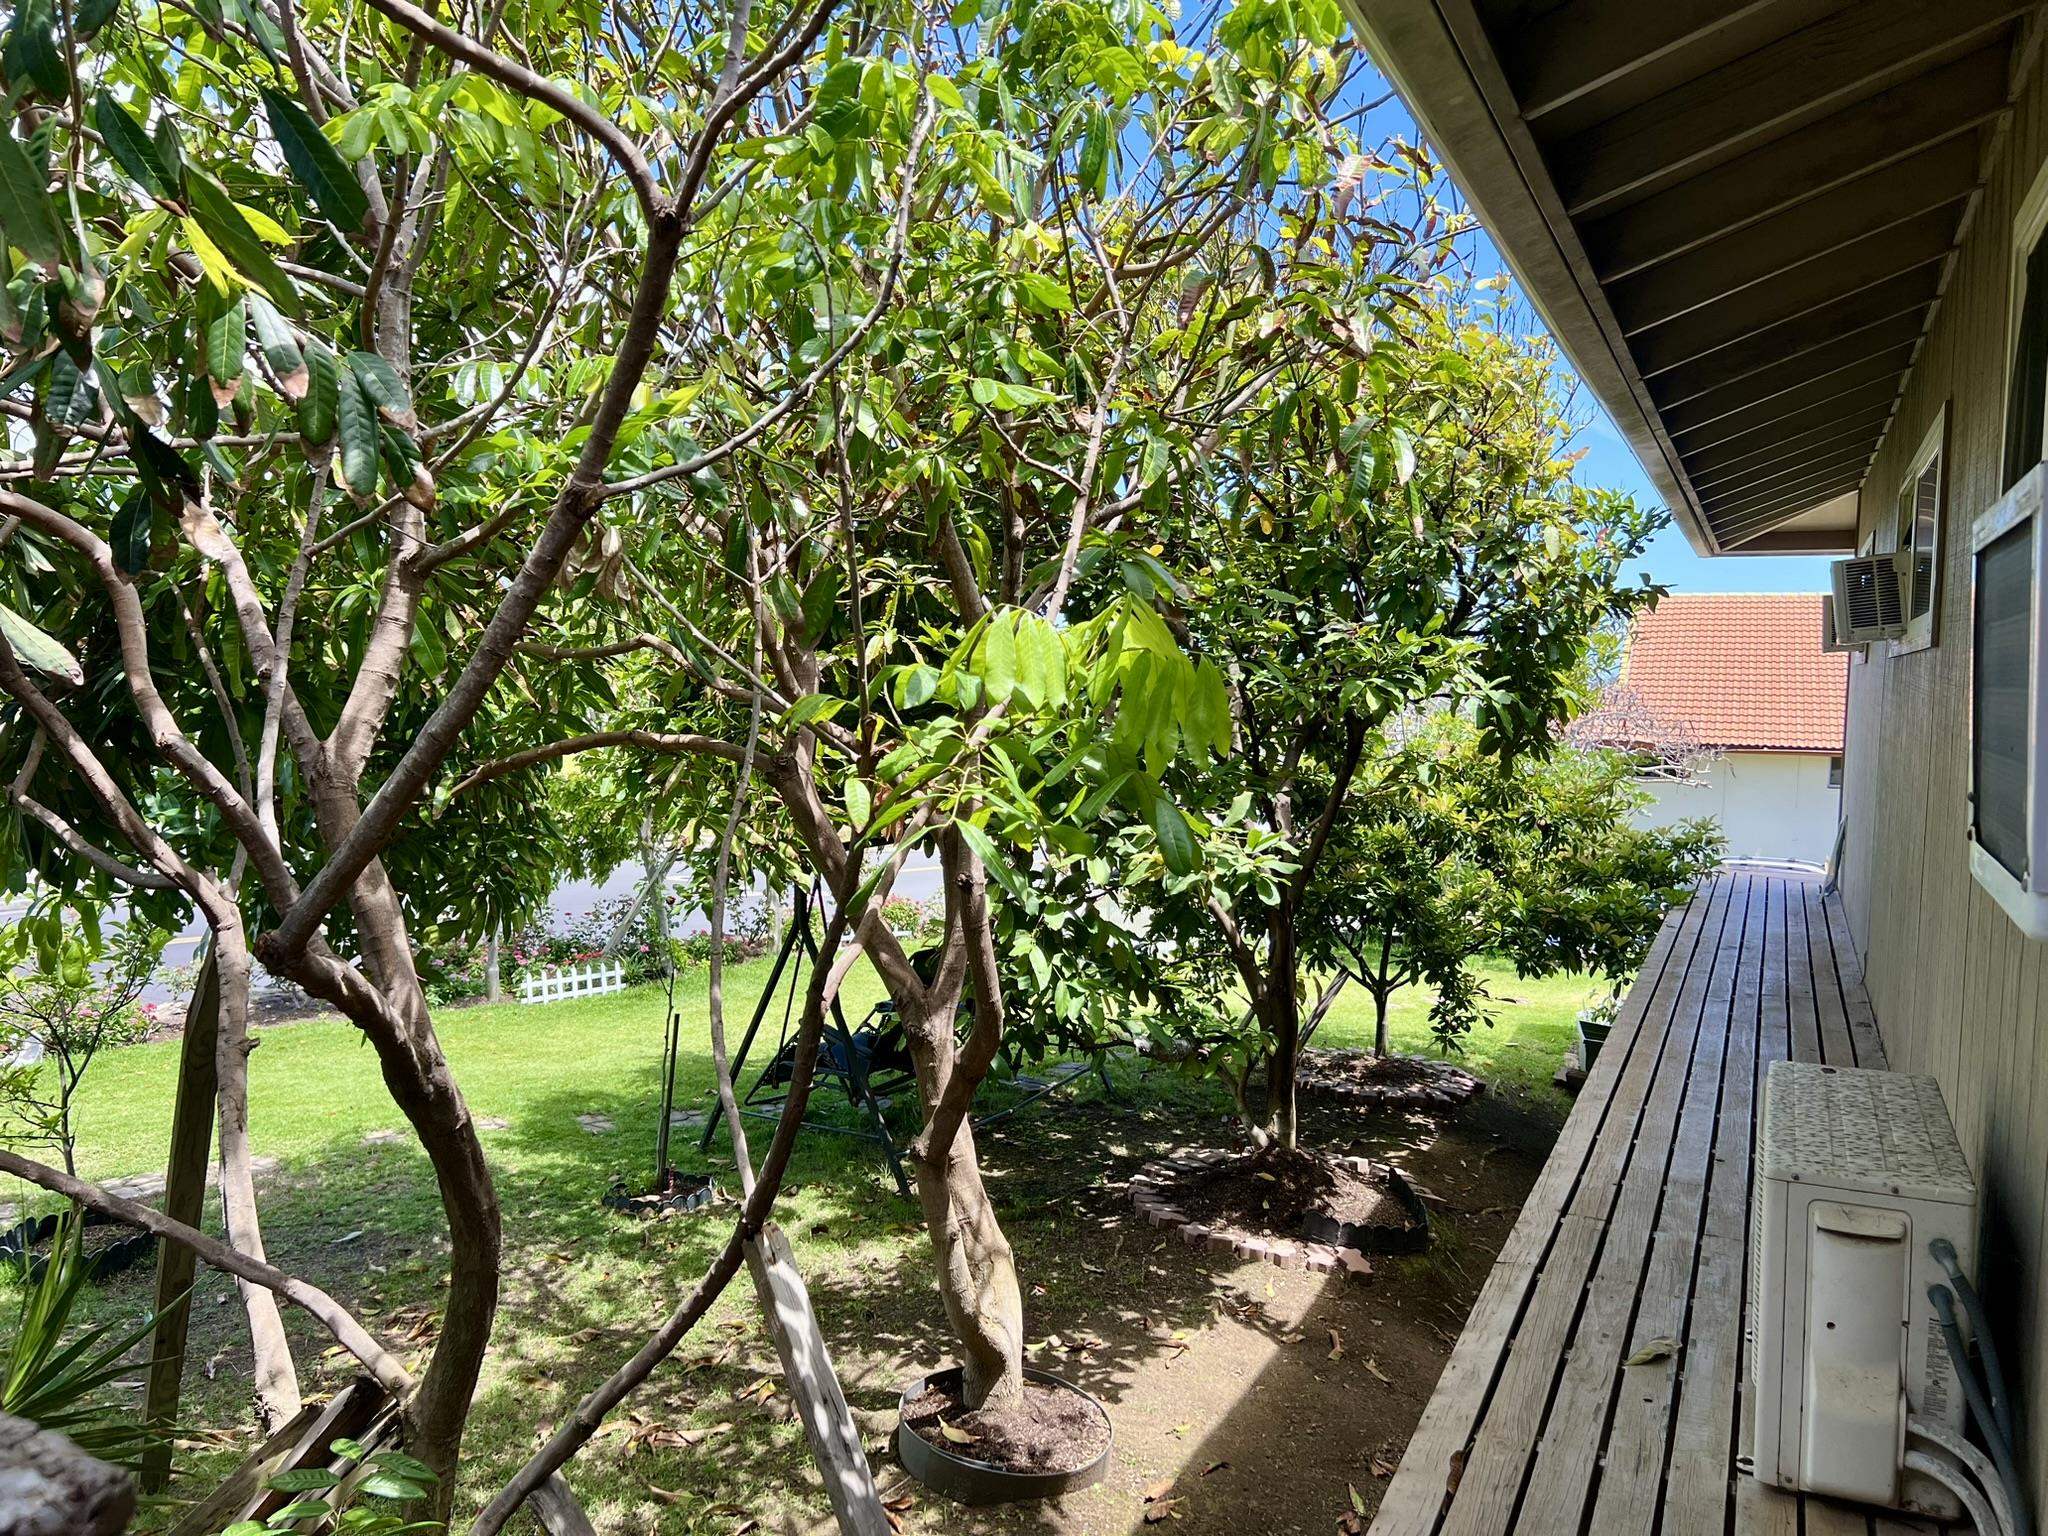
[1820,593,1857,654]
[1970,461,2048,938]
[1748,1061,1976,1517]
[1830,551,1907,645]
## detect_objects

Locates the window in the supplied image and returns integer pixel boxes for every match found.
[2005,162,2048,489]
[1889,408,1944,654]
[1827,756,1843,789]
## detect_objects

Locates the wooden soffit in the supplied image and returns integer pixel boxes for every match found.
[1344,0,2044,555]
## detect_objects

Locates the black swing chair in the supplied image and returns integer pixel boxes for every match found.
[700,886,1105,1195]
[700,885,918,1195]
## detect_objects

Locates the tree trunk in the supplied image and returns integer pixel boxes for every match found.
[1373,930,1394,1058]
[484,930,502,1004]
[281,778,504,1504]
[1261,907,1301,1152]
[207,913,302,1431]
[140,947,220,1494]
[334,865,500,1498]
[899,978,1024,1412]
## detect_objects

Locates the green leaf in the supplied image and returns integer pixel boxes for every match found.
[4,0,66,100]
[184,173,298,314]
[895,664,938,710]
[978,610,1017,703]
[111,487,152,576]
[357,1472,428,1501]
[345,349,411,422]
[333,366,379,496]
[266,1467,342,1492]
[780,693,846,731]
[93,93,175,200]
[367,1451,436,1483]
[953,819,1029,904]
[0,606,83,686]
[247,294,305,395]
[75,0,120,34]
[1079,107,1110,196]
[844,778,871,829]
[205,294,247,385]
[1149,792,1198,876]
[299,337,337,442]
[0,131,61,266]
[798,563,840,643]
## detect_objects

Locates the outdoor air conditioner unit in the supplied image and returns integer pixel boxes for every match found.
[1748,1061,1976,1517]
[1830,551,1907,645]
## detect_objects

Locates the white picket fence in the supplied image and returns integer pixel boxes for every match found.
[517,959,626,1005]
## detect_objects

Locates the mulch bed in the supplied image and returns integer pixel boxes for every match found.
[901,1372,1111,1475]
[1296,1049,1484,1110]
[1129,1147,1431,1277]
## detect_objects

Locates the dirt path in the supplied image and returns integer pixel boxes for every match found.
[862,1089,1561,1536]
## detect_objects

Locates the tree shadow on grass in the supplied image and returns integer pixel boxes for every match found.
[87,1029,1551,1536]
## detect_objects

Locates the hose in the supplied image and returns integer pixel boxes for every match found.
[1931,1282,2032,1536]
[1931,1236,2015,1451]
[1906,1446,2008,1536]
[1910,1415,2019,1536]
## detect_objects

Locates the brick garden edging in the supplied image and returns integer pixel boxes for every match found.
[1129,1147,1405,1279]
[1296,1050,1484,1110]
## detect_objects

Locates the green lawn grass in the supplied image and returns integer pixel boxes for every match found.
[6,954,1592,1532]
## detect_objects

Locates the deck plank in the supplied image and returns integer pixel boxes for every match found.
[1512,880,1742,1533]
[1664,876,1772,1536]
[1822,888,1888,1069]
[1368,872,1889,1536]
[1585,876,1754,1536]
[1805,883,1857,1068]
[1448,880,1738,1536]
[1366,898,1707,1536]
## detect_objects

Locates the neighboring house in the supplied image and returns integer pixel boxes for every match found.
[1607,594,1847,866]
[1343,5,2048,1535]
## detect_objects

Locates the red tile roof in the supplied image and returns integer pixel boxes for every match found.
[1618,593,1846,753]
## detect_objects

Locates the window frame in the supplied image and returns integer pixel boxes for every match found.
[1889,406,1946,655]
[2004,159,2048,488]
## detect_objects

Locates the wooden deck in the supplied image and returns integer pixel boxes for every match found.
[1369,869,1957,1536]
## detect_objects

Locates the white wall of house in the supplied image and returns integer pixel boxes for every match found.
[1632,750,1840,867]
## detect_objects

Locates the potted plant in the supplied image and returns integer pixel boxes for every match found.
[1576,994,1622,1071]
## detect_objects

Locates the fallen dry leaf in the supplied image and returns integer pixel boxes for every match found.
[1143,1476,1176,1502]
[1328,1328,1345,1360]
[1625,1337,1677,1366]
[1363,1357,1391,1384]
[939,1420,974,1445]
[1142,1497,1180,1523]
[1201,1459,1230,1477]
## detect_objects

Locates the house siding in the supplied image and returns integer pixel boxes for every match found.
[1840,32,2048,1506]
[1634,751,1839,865]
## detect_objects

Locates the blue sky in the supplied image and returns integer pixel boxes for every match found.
[1577,409,1832,596]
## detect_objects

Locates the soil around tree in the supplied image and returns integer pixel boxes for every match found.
[1296,1049,1484,1110]
[1146,1145,1429,1261]
[901,1368,1112,1476]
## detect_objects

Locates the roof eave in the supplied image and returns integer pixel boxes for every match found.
[1342,0,1797,558]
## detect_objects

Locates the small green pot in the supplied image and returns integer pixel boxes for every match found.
[1575,1023,1606,1072]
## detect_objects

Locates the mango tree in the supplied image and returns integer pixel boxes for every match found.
[0,0,886,1505]
[1014,311,1672,1149]
[446,0,1403,1420]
